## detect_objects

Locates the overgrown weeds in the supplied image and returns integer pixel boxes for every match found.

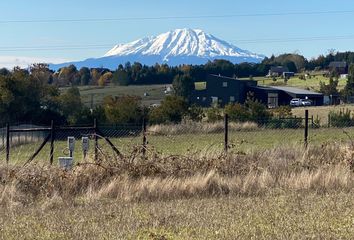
[0,143,353,207]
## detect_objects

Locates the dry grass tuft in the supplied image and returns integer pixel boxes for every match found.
[148,121,258,135]
[0,142,353,207]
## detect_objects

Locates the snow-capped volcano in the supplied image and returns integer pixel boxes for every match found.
[104,28,263,61]
[51,28,264,70]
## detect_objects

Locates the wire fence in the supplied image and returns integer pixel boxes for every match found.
[2,109,354,166]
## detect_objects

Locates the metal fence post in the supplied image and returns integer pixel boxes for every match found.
[224,114,229,153]
[142,117,147,156]
[304,110,309,148]
[94,118,98,161]
[6,123,9,164]
[50,120,55,165]
[2,128,4,149]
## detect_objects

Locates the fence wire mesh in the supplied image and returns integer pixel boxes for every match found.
[6,124,50,165]
[3,113,354,166]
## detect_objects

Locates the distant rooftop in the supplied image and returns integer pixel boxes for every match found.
[270,66,289,73]
[209,74,238,80]
[329,61,347,68]
[269,86,323,96]
[250,86,278,91]
[209,74,255,82]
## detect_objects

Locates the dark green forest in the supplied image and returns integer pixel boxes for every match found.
[3,51,350,87]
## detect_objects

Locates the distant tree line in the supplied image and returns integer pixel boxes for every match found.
[1,51,353,89]
[3,51,354,126]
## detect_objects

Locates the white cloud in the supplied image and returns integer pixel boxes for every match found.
[0,56,70,69]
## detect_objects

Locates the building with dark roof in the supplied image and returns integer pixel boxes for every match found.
[192,74,257,107]
[191,74,324,107]
[267,86,324,106]
[268,66,289,77]
[328,61,348,74]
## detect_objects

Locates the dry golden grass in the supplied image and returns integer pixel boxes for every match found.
[0,144,353,239]
[0,143,353,205]
[1,192,353,239]
[148,121,258,135]
[292,104,354,126]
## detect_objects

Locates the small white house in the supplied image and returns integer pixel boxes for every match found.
[340,74,348,79]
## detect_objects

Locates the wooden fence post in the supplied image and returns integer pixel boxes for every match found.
[94,118,98,162]
[50,120,55,165]
[142,117,147,157]
[6,123,9,164]
[304,110,309,148]
[224,114,229,153]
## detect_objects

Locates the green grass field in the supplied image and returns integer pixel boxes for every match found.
[61,84,171,107]
[242,75,347,91]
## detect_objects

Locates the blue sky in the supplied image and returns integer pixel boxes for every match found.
[1,0,354,67]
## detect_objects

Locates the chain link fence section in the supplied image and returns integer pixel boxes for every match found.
[4,109,354,165]
[143,116,308,156]
[4,124,50,165]
[98,124,143,155]
[146,120,226,156]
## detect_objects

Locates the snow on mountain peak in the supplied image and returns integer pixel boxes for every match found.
[104,28,263,62]
[50,29,264,70]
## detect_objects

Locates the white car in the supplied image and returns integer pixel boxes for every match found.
[300,99,312,106]
[290,98,301,107]
[290,98,312,107]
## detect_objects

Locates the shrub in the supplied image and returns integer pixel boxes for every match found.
[245,93,272,123]
[148,96,188,124]
[206,108,223,123]
[103,95,143,124]
[223,93,272,124]
[187,104,205,122]
[271,106,292,118]
[329,109,354,127]
[224,103,250,122]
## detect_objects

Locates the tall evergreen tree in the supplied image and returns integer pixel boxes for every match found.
[343,64,354,99]
[172,74,194,100]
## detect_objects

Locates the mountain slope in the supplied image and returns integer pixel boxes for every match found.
[51,29,264,70]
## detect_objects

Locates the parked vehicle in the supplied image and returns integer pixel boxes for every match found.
[300,99,312,106]
[290,98,301,107]
[290,98,312,107]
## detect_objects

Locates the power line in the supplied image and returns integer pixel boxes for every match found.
[0,34,354,52]
[0,10,353,24]
[232,35,354,44]
[0,45,112,52]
